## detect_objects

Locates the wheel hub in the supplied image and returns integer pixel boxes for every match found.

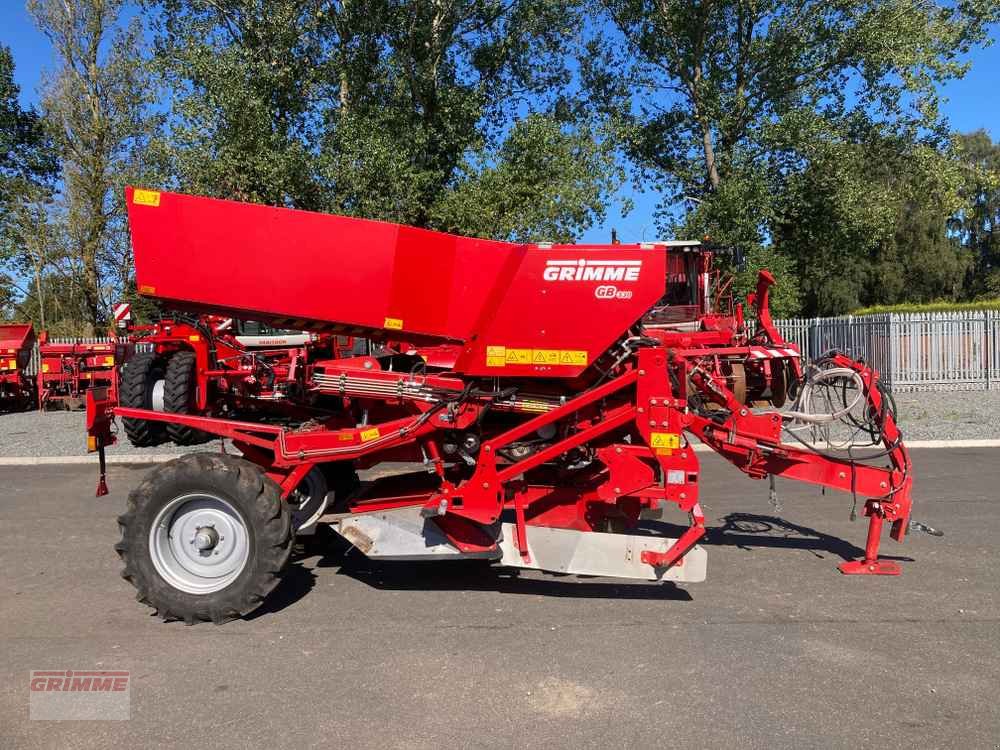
[149,493,250,594]
[193,525,220,551]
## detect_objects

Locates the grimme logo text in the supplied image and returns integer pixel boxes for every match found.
[543,259,641,282]
[30,670,129,692]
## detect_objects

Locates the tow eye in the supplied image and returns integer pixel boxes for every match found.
[908,519,944,537]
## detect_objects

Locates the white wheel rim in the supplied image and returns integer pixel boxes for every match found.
[149,493,251,595]
[150,379,165,411]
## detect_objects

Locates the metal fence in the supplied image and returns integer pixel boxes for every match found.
[775,311,1000,392]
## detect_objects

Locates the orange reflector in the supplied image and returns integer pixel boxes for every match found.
[87,436,98,453]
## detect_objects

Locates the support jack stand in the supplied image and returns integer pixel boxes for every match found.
[838,503,901,576]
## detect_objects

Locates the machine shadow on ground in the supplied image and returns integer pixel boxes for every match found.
[247,511,918,621]
[702,512,913,564]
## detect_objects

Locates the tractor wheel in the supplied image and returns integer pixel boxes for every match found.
[120,352,167,447]
[116,453,293,625]
[163,350,213,445]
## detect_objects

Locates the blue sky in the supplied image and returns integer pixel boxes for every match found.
[2,4,997,244]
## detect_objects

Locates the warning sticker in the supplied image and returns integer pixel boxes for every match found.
[383,317,404,330]
[650,432,681,450]
[359,427,380,442]
[486,346,588,368]
[486,346,507,367]
[505,348,532,365]
[133,189,160,207]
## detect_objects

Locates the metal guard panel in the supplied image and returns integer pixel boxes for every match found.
[126,187,522,343]
[455,245,666,377]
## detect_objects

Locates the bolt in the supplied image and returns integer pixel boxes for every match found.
[681,452,687,459]
[649,420,656,426]
[650,399,658,405]
[484,446,491,452]
[639,370,646,376]
[614,487,621,494]
[679,492,687,499]
[838,471,846,479]
[615,447,622,454]
[482,482,490,489]
[637,407,644,414]
[661,421,668,427]
[879,481,887,489]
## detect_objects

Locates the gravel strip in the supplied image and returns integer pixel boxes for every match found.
[1,389,999,458]
[0,410,224,458]
[891,390,1000,441]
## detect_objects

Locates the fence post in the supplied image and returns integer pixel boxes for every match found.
[987,310,993,391]
[887,314,896,391]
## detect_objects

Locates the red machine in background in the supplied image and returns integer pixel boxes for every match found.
[118,312,359,446]
[0,323,37,411]
[86,188,923,625]
[36,332,122,410]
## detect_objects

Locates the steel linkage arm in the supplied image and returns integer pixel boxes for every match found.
[684,351,913,575]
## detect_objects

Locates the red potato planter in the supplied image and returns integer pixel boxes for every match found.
[37,333,122,411]
[86,187,919,624]
[0,323,36,412]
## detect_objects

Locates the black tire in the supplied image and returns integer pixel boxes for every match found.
[163,350,213,445]
[120,351,167,447]
[116,453,293,625]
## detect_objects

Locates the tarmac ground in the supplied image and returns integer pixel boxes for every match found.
[0,448,997,749]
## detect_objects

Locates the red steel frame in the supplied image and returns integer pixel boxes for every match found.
[89,344,912,576]
[124,315,356,418]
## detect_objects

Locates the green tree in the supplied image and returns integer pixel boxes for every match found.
[0,45,58,324]
[146,0,621,240]
[774,130,971,315]
[953,130,1000,296]
[30,0,166,334]
[587,0,999,314]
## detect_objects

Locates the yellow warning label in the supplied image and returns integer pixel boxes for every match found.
[139,284,156,295]
[359,427,380,442]
[560,350,588,366]
[486,346,507,367]
[42,363,50,373]
[188,335,201,342]
[383,317,403,330]
[650,432,680,450]
[505,348,532,365]
[338,432,354,441]
[486,346,588,368]
[103,356,115,366]
[133,189,160,207]
[6,359,14,369]
[532,349,561,365]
